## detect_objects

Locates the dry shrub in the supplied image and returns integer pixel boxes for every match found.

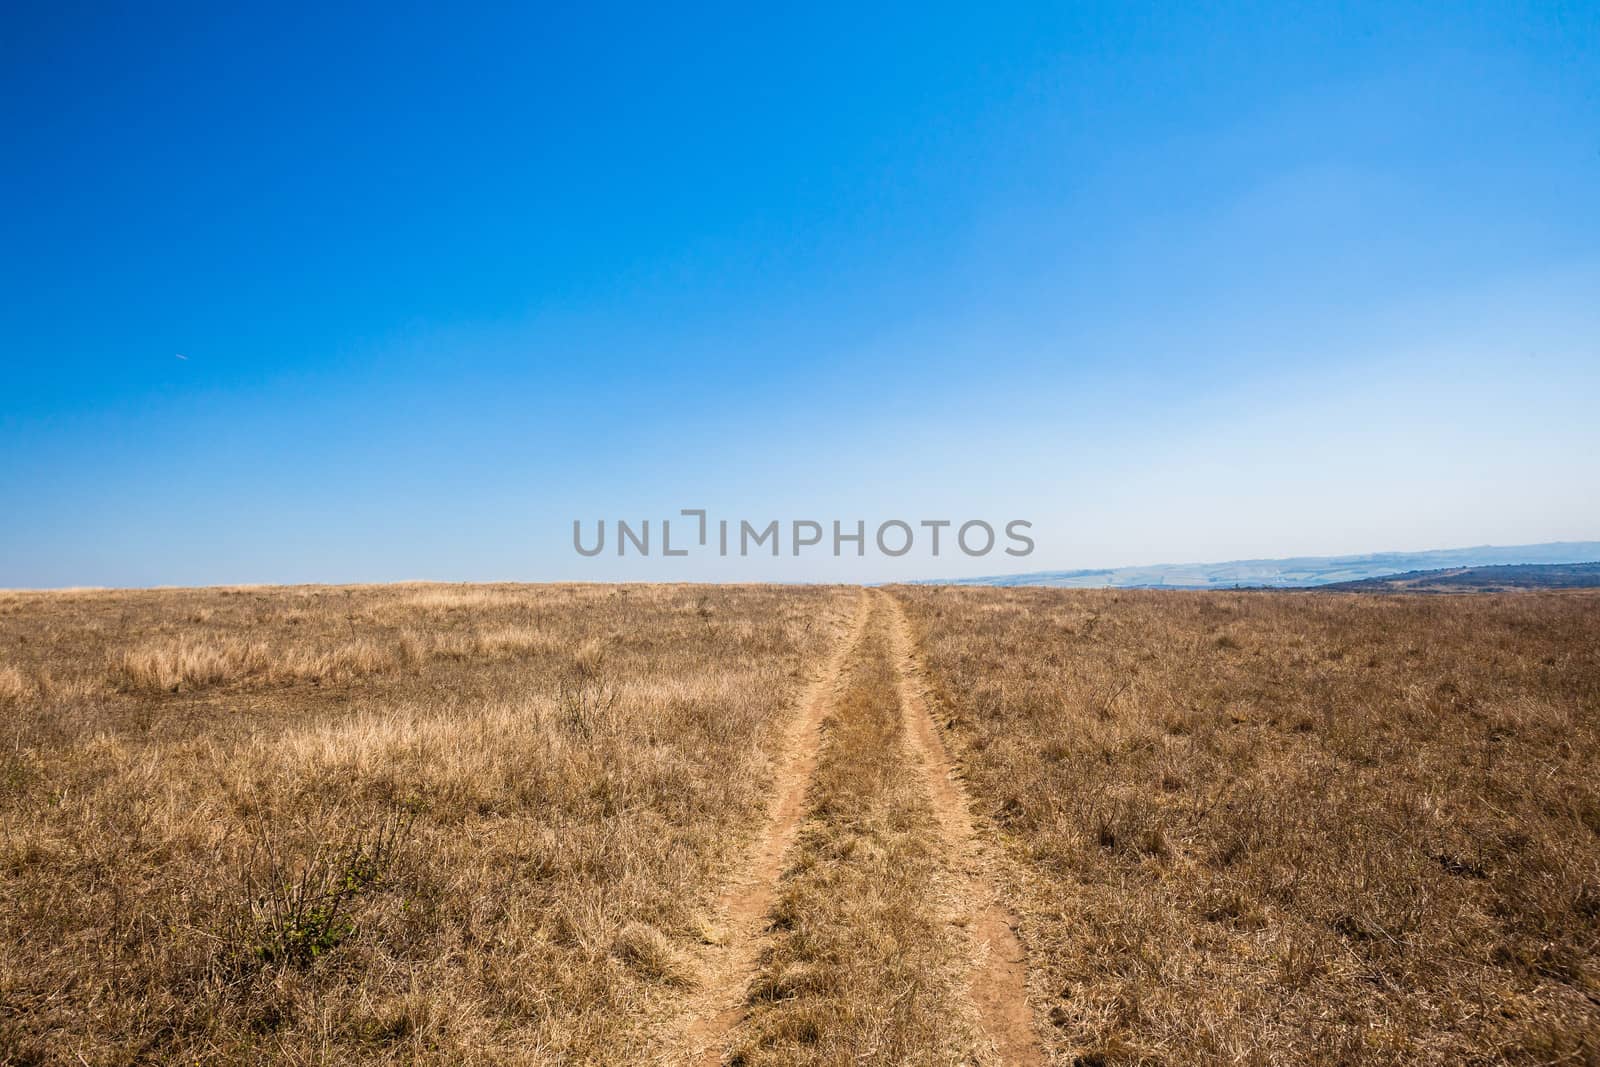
[241,806,416,967]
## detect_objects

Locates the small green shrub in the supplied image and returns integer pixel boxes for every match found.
[243,806,414,967]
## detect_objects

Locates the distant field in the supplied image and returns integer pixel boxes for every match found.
[925,541,1600,590]
[1320,561,1600,593]
[2,584,1596,1065]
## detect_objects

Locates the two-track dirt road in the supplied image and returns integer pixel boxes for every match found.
[673,589,1046,1065]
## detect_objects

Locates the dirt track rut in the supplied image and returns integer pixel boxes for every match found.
[882,590,1046,1066]
[675,588,1045,1065]
[676,591,871,1064]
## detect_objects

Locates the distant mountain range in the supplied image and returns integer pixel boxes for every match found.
[920,541,1600,590]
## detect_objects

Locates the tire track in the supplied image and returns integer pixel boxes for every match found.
[675,589,1043,1065]
[674,590,871,1065]
[879,589,1048,1067]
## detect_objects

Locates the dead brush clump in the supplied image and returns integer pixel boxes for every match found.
[895,585,1600,1065]
[0,581,854,1064]
[556,638,621,738]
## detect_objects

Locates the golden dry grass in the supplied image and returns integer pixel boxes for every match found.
[0,663,30,706]
[6,581,1598,1065]
[0,583,853,1065]
[894,586,1600,1065]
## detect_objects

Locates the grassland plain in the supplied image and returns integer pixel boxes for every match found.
[894,585,1600,1065]
[5,582,1598,1065]
[0,583,855,1065]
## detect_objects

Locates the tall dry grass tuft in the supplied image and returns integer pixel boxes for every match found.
[110,628,556,695]
[0,663,32,706]
[116,635,271,692]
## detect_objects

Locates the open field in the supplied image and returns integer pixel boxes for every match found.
[0,583,855,1064]
[3,583,1598,1065]
[897,586,1600,1065]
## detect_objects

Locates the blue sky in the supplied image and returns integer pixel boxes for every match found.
[3,1,1597,585]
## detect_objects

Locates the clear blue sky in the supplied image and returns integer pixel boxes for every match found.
[3,2,1597,586]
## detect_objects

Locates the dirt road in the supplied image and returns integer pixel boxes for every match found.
[676,589,1045,1065]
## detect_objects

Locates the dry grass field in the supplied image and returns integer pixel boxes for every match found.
[0,583,854,1065]
[3,582,1597,1065]
[896,586,1600,1065]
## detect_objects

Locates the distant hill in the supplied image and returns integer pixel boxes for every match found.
[1318,561,1600,593]
[921,541,1600,590]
